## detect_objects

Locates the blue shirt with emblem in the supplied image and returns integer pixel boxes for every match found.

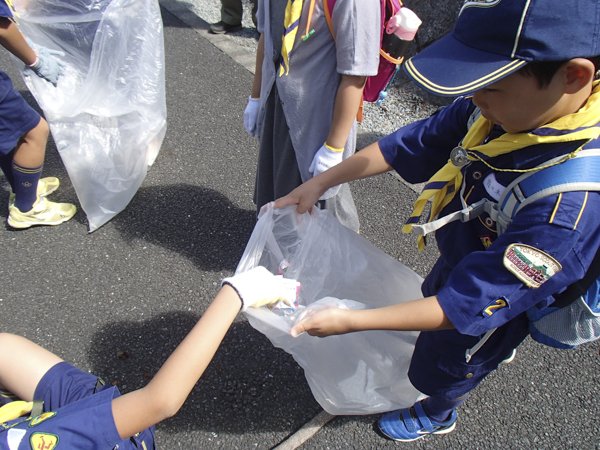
[379,96,600,336]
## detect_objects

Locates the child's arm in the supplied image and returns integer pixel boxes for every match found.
[0,17,36,65]
[274,140,393,213]
[111,267,299,440]
[326,74,366,149]
[111,285,242,439]
[308,75,368,183]
[290,295,454,338]
[244,33,264,136]
[251,33,264,100]
[0,17,65,84]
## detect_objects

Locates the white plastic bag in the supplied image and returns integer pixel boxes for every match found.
[11,0,167,231]
[237,205,425,415]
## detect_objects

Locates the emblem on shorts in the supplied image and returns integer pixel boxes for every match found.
[503,244,562,288]
[29,432,58,449]
[29,412,56,427]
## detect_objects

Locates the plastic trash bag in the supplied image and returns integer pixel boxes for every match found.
[237,205,425,415]
[11,0,167,231]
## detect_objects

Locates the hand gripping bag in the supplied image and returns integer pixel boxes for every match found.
[237,205,424,415]
[10,0,167,231]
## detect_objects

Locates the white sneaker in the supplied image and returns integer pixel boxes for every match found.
[8,196,76,229]
[8,177,60,206]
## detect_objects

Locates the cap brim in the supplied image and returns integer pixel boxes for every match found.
[404,34,528,97]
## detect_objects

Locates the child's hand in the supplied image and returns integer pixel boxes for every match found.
[243,96,260,136]
[24,39,66,85]
[221,266,300,311]
[290,307,353,338]
[273,178,326,214]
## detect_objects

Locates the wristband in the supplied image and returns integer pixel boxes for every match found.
[27,50,39,68]
[324,142,344,152]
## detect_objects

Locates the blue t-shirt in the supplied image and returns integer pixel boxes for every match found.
[379,96,600,336]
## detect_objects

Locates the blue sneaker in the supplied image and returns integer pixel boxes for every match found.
[378,401,457,442]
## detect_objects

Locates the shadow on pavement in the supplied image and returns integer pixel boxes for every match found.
[88,311,321,434]
[113,184,257,272]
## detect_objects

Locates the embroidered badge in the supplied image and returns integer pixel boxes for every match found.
[29,412,55,427]
[482,297,509,317]
[503,244,562,288]
[29,432,58,449]
[479,235,493,248]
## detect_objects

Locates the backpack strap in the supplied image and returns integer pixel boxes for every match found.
[497,148,600,232]
[410,149,600,238]
[30,400,44,418]
[322,0,402,118]
[302,0,318,40]
[323,0,334,36]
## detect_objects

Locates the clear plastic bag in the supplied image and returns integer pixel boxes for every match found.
[237,205,425,415]
[11,0,167,231]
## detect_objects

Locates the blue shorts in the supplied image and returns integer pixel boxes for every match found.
[408,314,529,400]
[0,1,12,18]
[0,71,41,155]
[0,361,155,449]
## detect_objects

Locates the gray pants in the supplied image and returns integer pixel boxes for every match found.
[254,84,360,232]
[221,0,257,26]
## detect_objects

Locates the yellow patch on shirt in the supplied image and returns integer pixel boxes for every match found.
[503,244,562,288]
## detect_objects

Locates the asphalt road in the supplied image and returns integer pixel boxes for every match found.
[1,4,598,449]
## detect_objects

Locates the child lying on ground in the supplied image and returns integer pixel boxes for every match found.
[0,267,298,449]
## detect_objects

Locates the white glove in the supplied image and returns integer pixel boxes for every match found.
[308,143,344,200]
[244,96,260,136]
[221,266,301,311]
[24,39,66,85]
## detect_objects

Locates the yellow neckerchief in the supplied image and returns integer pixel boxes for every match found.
[279,0,305,76]
[0,401,33,423]
[404,81,600,251]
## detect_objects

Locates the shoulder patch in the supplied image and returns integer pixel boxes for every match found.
[29,432,59,450]
[503,244,562,288]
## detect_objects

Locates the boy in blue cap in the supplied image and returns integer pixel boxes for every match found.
[0,0,76,228]
[275,0,600,441]
[0,267,299,449]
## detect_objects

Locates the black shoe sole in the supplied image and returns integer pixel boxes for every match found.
[209,24,242,34]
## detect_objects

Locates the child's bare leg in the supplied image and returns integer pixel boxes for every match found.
[0,333,63,401]
[13,117,48,168]
[11,118,48,212]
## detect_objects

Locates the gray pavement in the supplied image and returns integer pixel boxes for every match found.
[1,4,599,449]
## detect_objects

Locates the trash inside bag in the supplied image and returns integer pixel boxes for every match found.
[11,0,167,231]
[237,205,425,415]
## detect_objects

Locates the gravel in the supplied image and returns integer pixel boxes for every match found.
[175,0,447,142]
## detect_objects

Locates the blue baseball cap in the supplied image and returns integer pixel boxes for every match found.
[404,0,600,97]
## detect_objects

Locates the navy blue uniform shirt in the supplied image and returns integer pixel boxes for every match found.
[379,96,600,336]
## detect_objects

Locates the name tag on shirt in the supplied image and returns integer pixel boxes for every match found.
[483,173,505,201]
